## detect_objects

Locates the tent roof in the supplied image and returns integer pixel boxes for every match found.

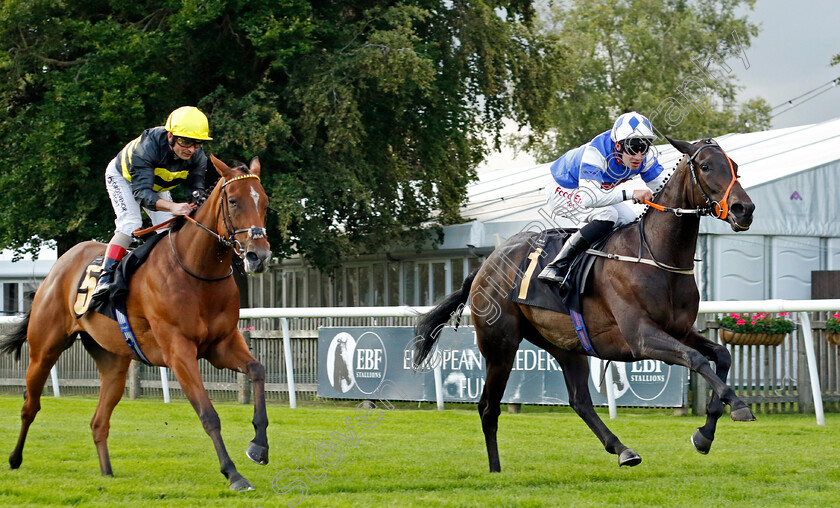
[460,116,840,224]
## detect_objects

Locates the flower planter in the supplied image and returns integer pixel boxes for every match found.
[720,329,786,346]
[827,333,840,346]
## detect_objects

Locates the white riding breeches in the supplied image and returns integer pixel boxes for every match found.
[545,182,640,228]
[105,157,174,237]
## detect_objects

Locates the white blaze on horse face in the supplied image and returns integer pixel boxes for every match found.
[249,185,260,210]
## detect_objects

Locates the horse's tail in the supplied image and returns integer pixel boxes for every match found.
[414,267,480,365]
[0,310,30,361]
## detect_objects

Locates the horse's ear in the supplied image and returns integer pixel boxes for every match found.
[249,156,261,177]
[666,136,696,156]
[210,154,232,178]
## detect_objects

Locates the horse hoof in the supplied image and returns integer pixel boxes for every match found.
[618,449,641,467]
[691,428,713,454]
[229,476,255,492]
[9,454,22,469]
[730,406,756,422]
[246,442,269,465]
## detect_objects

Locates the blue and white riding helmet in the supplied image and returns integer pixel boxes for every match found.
[610,111,656,143]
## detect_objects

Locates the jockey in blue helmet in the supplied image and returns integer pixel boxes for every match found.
[538,111,669,288]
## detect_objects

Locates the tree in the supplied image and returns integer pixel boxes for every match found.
[521,0,772,159]
[0,1,566,270]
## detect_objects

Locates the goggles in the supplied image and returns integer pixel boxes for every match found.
[620,138,651,156]
[174,136,204,148]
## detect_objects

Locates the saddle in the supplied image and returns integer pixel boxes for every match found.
[508,228,614,315]
[73,233,166,320]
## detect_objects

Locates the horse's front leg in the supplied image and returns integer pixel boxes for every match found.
[207,331,269,465]
[623,320,755,423]
[166,339,255,491]
[680,329,732,454]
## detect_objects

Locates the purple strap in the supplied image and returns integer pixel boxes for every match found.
[570,309,593,353]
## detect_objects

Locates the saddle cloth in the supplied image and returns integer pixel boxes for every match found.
[74,232,166,320]
[507,228,611,315]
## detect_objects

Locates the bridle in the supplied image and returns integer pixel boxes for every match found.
[643,138,739,219]
[169,173,267,281]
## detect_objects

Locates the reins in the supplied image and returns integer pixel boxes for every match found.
[587,139,739,275]
[132,173,267,281]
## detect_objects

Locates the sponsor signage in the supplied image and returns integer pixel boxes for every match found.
[318,327,686,407]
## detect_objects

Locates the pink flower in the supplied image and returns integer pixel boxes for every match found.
[750,321,757,325]
[729,313,741,318]
[833,313,840,319]
[736,319,746,325]
[779,312,790,317]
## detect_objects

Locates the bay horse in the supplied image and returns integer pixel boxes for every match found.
[415,137,756,472]
[0,155,271,491]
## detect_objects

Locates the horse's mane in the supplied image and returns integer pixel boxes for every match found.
[638,153,686,220]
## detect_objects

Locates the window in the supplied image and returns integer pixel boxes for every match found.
[308,270,320,307]
[403,262,416,306]
[373,264,386,306]
[451,257,464,291]
[387,263,400,306]
[432,262,446,304]
[3,283,18,315]
[359,266,371,306]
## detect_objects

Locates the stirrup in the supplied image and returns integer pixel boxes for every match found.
[538,264,567,283]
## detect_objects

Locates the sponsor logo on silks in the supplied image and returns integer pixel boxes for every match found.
[790,191,803,200]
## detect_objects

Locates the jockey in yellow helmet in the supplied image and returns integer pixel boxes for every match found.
[93,106,212,298]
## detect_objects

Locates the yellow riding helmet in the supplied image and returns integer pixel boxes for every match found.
[164,106,213,141]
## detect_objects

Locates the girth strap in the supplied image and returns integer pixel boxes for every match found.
[114,305,153,366]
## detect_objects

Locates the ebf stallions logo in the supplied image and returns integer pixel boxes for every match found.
[325,331,387,395]
[590,358,673,402]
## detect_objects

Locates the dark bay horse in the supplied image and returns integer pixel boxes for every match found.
[415,137,756,472]
[0,155,271,491]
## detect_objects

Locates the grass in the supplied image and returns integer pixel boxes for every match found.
[0,395,839,507]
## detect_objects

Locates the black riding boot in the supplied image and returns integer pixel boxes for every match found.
[538,230,590,284]
[538,220,614,287]
[92,256,120,299]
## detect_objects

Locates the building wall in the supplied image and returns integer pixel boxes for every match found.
[704,234,835,301]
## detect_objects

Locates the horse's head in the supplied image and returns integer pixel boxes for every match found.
[209,155,272,273]
[666,137,754,231]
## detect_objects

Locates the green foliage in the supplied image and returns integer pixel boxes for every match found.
[717,312,795,334]
[0,1,564,270]
[524,0,772,158]
[826,313,840,334]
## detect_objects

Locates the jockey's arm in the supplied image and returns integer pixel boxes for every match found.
[155,199,195,216]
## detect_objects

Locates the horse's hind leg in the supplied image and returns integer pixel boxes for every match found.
[10,323,74,469]
[81,334,131,476]
[167,338,254,491]
[554,352,641,467]
[476,329,519,473]
[681,330,732,454]
[206,332,269,466]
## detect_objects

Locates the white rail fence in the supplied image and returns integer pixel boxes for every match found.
[2,299,840,426]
